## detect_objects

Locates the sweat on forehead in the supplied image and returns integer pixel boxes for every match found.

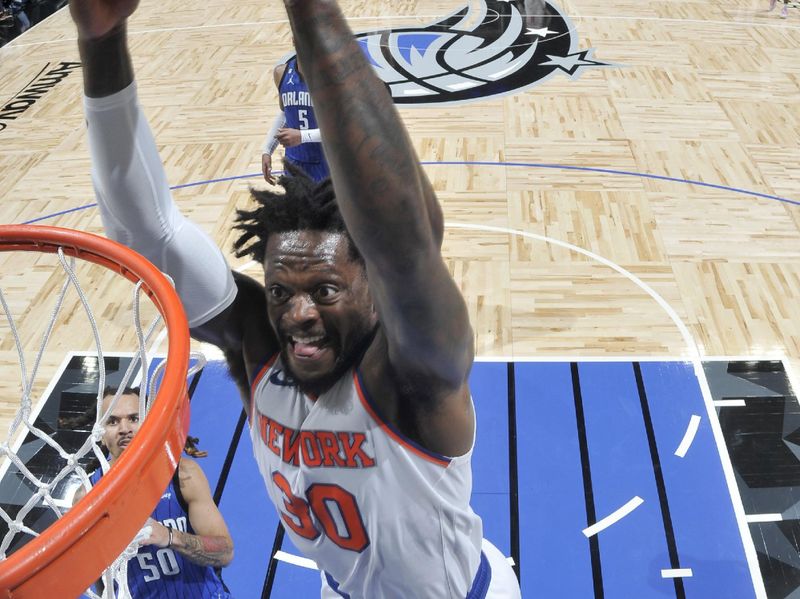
[265,230,350,261]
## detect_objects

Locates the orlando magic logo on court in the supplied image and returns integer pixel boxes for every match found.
[352,0,609,106]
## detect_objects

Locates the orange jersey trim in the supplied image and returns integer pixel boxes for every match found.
[249,353,279,427]
[353,370,451,468]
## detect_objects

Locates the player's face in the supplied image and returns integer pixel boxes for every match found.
[100,393,141,460]
[263,231,377,394]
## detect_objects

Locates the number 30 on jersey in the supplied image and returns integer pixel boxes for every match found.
[272,471,370,552]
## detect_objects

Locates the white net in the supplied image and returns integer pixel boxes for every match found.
[0,244,201,598]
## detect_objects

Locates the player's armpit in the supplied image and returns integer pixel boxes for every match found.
[190,271,276,392]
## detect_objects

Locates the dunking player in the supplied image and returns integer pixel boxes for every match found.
[261,53,329,184]
[69,0,521,596]
[74,388,233,598]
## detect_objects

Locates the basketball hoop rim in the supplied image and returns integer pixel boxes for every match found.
[0,225,191,598]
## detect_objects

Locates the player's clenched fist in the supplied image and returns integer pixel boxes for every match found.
[68,0,139,40]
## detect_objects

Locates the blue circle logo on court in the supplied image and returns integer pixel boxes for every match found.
[355,0,611,106]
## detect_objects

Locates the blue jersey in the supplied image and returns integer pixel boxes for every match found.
[279,57,329,181]
[91,466,232,598]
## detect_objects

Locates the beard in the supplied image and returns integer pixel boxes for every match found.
[281,322,379,396]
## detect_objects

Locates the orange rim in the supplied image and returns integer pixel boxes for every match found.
[0,225,191,598]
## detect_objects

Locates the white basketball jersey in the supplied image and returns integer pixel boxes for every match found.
[249,354,486,598]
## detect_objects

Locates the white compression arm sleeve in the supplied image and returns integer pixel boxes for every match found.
[262,112,286,154]
[84,82,237,328]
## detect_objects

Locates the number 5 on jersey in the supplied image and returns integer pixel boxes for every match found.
[272,471,369,552]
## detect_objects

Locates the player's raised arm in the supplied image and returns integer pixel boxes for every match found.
[283,2,473,397]
[70,0,276,410]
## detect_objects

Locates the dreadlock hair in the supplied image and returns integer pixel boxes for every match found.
[233,161,364,267]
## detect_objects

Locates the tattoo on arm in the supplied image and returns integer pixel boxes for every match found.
[285,2,436,261]
[171,530,233,568]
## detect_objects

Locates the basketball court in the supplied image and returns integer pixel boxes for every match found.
[0,0,798,597]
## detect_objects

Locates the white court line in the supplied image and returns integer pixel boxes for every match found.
[746,514,783,523]
[273,550,319,570]
[714,399,747,407]
[662,568,693,578]
[583,496,644,538]
[449,221,767,599]
[674,415,702,458]
[784,360,800,401]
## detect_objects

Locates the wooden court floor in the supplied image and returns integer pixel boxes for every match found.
[0,0,798,468]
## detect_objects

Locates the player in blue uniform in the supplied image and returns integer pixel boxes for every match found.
[261,55,330,184]
[75,388,234,598]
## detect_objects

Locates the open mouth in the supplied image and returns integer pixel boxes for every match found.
[288,334,330,361]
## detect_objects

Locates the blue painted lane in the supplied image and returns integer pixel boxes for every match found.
[183,360,246,491]
[471,362,511,554]
[641,361,756,599]
[579,362,675,597]
[515,362,594,598]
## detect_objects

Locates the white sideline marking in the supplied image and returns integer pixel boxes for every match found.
[273,550,319,570]
[582,496,644,538]
[746,514,783,523]
[674,415,702,457]
[662,568,693,578]
[714,399,747,407]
